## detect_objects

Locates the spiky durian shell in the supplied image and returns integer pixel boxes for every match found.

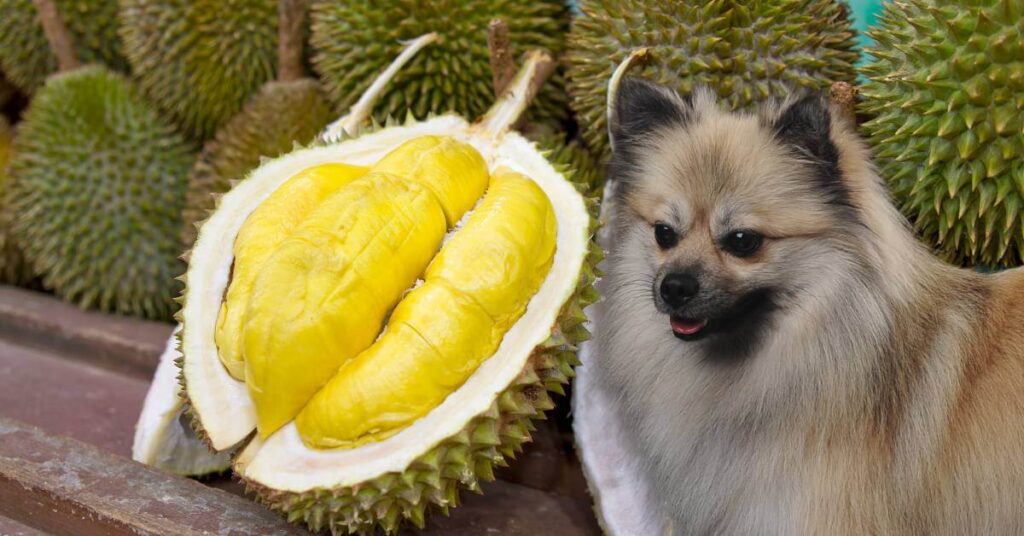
[531,130,604,198]
[0,117,33,285]
[0,0,128,95]
[566,0,859,160]
[119,0,279,140]
[859,0,1024,267]
[8,66,195,320]
[0,71,16,109]
[181,79,333,248]
[309,0,569,124]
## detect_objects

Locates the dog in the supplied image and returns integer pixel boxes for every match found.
[592,78,1024,535]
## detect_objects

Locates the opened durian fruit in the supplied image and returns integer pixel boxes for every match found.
[154,34,597,533]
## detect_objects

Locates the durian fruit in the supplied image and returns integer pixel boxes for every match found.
[181,0,334,248]
[0,117,34,285]
[174,46,599,534]
[0,71,16,109]
[566,0,860,159]
[0,0,127,94]
[859,0,1024,267]
[8,1,195,319]
[120,0,279,139]
[528,127,604,198]
[132,327,233,477]
[309,0,569,124]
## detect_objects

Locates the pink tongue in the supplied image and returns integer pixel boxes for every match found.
[671,317,707,335]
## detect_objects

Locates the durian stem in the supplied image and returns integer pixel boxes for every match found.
[606,48,650,153]
[277,0,306,82]
[320,33,438,143]
[829,81,859,126]
[487,19,513,97]
[33,0,80,73]
[477,50,555,141]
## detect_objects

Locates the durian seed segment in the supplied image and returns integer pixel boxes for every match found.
[215,163,368,380]
[295,167,557,448]
[223,136,489,438]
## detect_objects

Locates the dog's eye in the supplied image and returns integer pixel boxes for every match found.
[654,223,678,249]
[721,230,763,257]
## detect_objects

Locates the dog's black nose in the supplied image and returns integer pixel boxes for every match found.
[660,273,699,307]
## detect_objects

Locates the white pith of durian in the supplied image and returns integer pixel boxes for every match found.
[133,327,232,475]
[182,117,589,492]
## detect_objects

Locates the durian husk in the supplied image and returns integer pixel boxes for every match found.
[8,66,195,320]
[132,327,233,477]
[0,0,128,95]
[528,128,604,198]
[119,0,279,139]
[0,117,34,285]
[566,0,859,160]
[309,0,570,126]
[181,79,333,248]
[859,0,1024,267]
[179,113,599,533]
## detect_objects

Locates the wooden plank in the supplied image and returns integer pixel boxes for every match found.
[415,480,600,535]
[0,285,171,379]
[0,515,48,536]
[0,418,304,536]
[0,339,147,457]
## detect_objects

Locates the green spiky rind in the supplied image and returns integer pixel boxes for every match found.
[181,79,333,248]
[566,0,859,160]
[858,0,1024,267]
[119,0,278,140]
[0,72,16,109]
[8,66,195,320]
[531,131,604,199]
[309,0,570,127]
[0,0,128,95]
[0,117,34,285]
[240,235,602,535]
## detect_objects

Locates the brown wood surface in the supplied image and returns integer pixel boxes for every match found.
[0,418,306,536]
[0,515,48,536]
[0,286,171,380]
[0,339,147,457]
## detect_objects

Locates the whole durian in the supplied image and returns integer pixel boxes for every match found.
[527,127,604,198]
[566,0,859,159]
[0,117,34,285]
[0,0,127,94]
[860,0,1024,266]
[309,0,569,123]
[120,0,279,139]
[181,0,333,248]
[9,66,195,319]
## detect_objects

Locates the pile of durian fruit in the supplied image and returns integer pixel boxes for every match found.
[0,0,1018,534]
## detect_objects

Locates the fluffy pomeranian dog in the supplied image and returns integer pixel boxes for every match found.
[593,78,1024,535]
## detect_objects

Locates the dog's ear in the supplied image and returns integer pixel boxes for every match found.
[610,77,692,152]
[770,94,846,204]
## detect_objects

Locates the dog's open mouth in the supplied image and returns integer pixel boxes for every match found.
[670,316,708,340]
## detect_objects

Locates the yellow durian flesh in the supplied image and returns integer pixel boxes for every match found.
[371,135,488,226]
[295,169,557,449]
[215,163,368,380]
[232,136,490,438]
